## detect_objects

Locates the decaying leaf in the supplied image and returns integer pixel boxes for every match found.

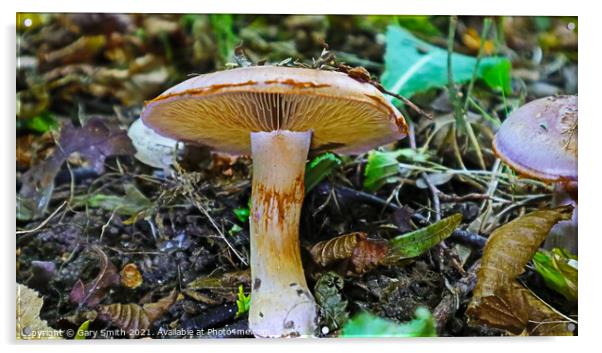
[69,246,120,308]
[18,117,135,220]
[310,232,389,274]
[533,248,577,302]
[384,213,462,263]
[17,284,62,339]
[72,183,153,218]
[120,263,143,289]
[467,206,574,336]
[187,270,250,291]
[186,270,250,302]
[314,272,349,331]
[311,232,366,267]
[351,238,390,273]
[97,289,178,336]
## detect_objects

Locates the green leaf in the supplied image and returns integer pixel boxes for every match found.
[363,149,428,192]
[305,152,342,192]
[17,112,59,133]
[381,25,511,101]
[342,307,436,337]
[533,248,577,302]
[228,224,243,237]
[73,184,152,217]
[314,272,349,330]
[386,213,462,261]
[235,285,251,317]
[75,320,90,340]
[233,207,250,223]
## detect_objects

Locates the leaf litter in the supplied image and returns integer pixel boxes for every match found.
[16,14,578,338]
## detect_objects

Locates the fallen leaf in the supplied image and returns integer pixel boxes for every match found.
[466,206,574,335]
[381,25,511,101]
[97,289,178,337]
[18,118,135,220]
[69,246,120,308]
[186,270,250,302]
[384,213,462,263]
[310,232,367,267]
[351,238,390,273]
[310,232,389,274]
[314,272,349,331]
[16,284,62,339]
[73,183,153,218]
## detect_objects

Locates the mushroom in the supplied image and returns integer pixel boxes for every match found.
[492,95,577,253]
[127,117,180,172]
[138,65,407,337]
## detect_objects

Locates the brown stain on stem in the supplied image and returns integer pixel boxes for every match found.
[251,170,306,281]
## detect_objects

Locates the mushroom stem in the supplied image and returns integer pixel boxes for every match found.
[545,183,578,254]
[248,130,317,338]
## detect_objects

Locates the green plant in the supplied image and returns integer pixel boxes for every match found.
[235,285,251,318]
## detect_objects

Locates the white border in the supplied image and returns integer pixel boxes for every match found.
[3,1,600,353]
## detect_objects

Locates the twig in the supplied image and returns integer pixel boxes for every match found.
[420,173,442,221]
[189,195,248,266]
[408,122,440,221]
[377,85,434,120]
[439,193,490,203]
[450,229,487,248]
[98,210,116,243]
[174,163,248,266]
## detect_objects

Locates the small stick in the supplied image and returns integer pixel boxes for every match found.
[16,201,67,235]
[420,172,442,222]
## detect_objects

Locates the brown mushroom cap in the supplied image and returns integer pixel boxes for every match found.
[141,66,407,155]
[492,95,577,182]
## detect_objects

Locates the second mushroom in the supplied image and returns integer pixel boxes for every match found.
[138,66,407,337]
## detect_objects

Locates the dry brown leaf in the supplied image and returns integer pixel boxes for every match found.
[16,284,62,340]
[467,205,574,335]
[69,246,120,308]
[310,232,389,274]
[97,289,178,337]
[310,232,367,267]
[350,238,390,273]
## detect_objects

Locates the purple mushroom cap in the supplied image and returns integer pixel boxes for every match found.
[493,95,577,183]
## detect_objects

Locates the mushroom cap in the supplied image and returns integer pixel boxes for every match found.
[140,66,407,155]
[492,95,577,182]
